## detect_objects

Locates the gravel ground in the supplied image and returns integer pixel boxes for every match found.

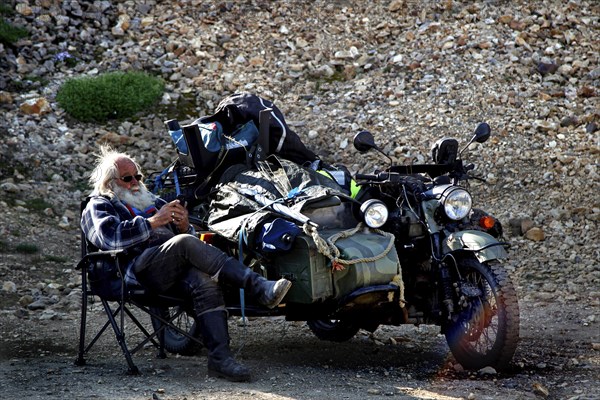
[0,1,598,399]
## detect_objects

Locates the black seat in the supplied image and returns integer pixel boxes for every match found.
[74,199,204,375]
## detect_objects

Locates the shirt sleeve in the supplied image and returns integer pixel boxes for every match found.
[81,196,152,251]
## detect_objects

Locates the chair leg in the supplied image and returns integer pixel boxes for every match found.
[156,309,167,359]
[123,306,165,358]
[74,286,88,366]
[101,299,140,375]
[74,274,196,374]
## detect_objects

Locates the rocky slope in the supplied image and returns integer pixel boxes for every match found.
[0,1,598,399]
[2,0,598,307]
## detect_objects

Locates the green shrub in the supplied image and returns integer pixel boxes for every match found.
[0,3,14,15]
[0,18,28,45]
[56,71,164,122]
[25,198,53,212]
[15,243,39,254]
[44,255,69,263]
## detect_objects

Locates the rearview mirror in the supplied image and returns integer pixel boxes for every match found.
[353,131,377,152]
[474,123,491,144]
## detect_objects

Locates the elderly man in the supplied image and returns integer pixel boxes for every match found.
[81,146,291,381]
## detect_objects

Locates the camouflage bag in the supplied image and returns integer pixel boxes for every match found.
[272,225,402,303]
[328,229,401,299]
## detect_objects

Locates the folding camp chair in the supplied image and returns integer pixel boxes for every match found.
[74,200,204,375]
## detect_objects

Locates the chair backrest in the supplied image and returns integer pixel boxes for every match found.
[179,123,221,175]
[79,197,125,300]
[80,199,89,259]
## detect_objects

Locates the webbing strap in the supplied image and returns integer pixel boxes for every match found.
[152,167,169,194]
[172,169,180,196]
[237,228,246,327]
[152,164,181,196]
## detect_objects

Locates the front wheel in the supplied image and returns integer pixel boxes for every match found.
[307,319,361,342]
[444,259,519,370]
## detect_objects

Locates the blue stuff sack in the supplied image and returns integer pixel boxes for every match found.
[224,120,259,150]
[197,120,259,153]
[259,218,301,253]
[198,121,224,152]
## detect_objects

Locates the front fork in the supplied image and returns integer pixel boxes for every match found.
[433,229,508,320]
[431,232,455,317]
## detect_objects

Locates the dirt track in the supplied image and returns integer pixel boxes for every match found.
[1,234,598,400]
[1,0,599,398]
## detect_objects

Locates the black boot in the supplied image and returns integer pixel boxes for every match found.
[219,259,292,309]
[197,311,251,382]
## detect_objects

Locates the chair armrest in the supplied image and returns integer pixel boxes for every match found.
[76,249,127,270]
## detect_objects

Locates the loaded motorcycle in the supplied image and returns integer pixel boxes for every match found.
[149,97,519,370]
[348,123,519,369]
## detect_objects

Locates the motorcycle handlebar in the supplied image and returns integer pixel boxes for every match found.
[355,173,382,181]
[355,163,483,184]
[355,172,397,182]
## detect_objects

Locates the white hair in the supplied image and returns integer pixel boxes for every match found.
[88,145,145,198]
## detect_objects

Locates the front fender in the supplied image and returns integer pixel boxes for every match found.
[444,230,508,262]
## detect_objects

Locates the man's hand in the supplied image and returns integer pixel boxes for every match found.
[148,200,190,232]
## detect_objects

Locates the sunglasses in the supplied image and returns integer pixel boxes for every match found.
[119,174,143,183]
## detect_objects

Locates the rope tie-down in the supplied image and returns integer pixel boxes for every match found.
[302,222,395,271]
[302,222,405,307]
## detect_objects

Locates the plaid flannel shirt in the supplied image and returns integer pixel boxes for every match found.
[81,194,179,286]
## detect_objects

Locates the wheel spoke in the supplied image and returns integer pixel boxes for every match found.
[445,259,519,370]
[457,269,499,353]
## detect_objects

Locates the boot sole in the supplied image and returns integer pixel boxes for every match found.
[264,279,292,309]
[208,369,251,382]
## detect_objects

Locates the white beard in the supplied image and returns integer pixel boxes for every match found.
[114,184,157,210]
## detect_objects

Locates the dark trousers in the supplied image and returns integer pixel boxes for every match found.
[133,234,230,316]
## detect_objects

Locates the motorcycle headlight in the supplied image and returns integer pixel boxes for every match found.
[441,187,472,220]
[360,199,389,228]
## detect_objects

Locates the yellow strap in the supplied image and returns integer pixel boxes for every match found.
[317,169,361,199]
[349,179,360,199]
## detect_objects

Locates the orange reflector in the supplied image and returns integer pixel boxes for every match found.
[479,216,496,230]
[199,232,215,244]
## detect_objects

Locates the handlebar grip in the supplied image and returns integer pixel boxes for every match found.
[355,173,379,180]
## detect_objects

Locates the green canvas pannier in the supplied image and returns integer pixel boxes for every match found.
[331,231,400,299]
[269,234,333,304]
[271,229,400,304]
